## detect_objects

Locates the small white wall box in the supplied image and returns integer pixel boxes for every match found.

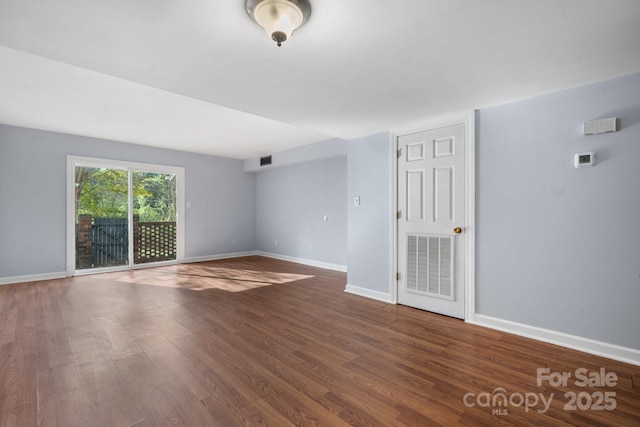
[575,151,596,168]
[583,117,617,135]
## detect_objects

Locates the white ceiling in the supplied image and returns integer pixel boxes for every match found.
[1,0,639,159]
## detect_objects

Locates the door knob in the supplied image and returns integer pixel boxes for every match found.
[453,227,462,234]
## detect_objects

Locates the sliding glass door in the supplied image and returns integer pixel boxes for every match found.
[75,166,130,270]
[67,156,184,275]
[132,171,177,265]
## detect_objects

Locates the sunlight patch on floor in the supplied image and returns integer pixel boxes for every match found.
[96,264,314,292]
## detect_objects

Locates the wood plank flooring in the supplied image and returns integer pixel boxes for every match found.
[0,256,638,426]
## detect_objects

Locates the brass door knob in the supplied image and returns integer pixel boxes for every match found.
[453,227,462,234]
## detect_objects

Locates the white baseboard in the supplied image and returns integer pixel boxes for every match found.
[344,284,394,304]
[1,252,341,285]
[256,251,347,272]
[184,251,258,264]
[0,271,68,286]
[471,314,640,366]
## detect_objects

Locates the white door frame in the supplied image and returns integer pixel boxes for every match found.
[391,112,476,321]
[66,155,186,276]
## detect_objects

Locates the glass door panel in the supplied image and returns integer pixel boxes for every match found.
[132,171,177,265]
[75,166,129,270]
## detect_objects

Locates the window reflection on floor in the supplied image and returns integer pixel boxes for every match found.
[97,263,314,292]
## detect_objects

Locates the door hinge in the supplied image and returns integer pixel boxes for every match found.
[397,210,401,219]
[397,148,401,158]
[396,272,400,281]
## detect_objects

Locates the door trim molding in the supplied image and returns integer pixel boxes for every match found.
[66,155,186,276]
[465,112,477,322]
[392,112,476,321]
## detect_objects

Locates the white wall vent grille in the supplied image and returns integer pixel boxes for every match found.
[583,117,617,135]
[406,235,454,300]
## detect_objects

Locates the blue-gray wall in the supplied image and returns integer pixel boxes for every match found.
[255,156,347,267]
[244,137,347,172]
[3,72,639,353]
[0,124,256,278]
[476,72,640,349]
[347,132,394,294]
[251,132,394,293]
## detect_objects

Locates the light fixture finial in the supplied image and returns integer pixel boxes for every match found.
[246,0,311,47]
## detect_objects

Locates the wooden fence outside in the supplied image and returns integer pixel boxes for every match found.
[93,217,128,266]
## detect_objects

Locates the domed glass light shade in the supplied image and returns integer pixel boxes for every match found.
[246,0,311,46]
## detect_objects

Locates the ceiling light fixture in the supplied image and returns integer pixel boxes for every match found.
[245,0,311,47]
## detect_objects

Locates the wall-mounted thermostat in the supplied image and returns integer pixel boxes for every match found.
[575,151,595,168]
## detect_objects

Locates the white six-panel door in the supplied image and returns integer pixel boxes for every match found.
[397,123,466,319]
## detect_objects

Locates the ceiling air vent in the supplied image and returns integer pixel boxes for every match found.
[260,155,272,166]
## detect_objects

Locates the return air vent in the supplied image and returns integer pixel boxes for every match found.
[406,235,454,300]
[583,118,617,135]
[260,155,272,166]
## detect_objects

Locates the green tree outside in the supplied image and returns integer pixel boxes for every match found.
[75,167,176,222]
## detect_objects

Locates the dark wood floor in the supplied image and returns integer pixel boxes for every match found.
[0,256,638,426]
